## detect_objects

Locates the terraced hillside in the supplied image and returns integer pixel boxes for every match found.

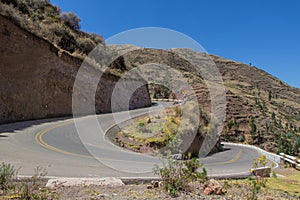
[1,0,299,156]
[109,47,300,156]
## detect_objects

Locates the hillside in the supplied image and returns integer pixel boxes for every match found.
[175,49,300,156]
[1,0,299,156]
[108,47,300,156]
[0,15,151,124]
[0,0,104,58]
[212,54,300,153]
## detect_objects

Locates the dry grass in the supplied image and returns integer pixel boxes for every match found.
[0,0,104,57]
[266,170,300,196]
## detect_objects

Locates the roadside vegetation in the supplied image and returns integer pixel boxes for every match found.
[114,106,182,155]
[1,160,299,199]
[152,155,300,199]
[0,0,104,59]
[0,162,58,199]
[223,84,300,157]
[144,52,300,158]
[150,77,300,157]
[266,170,300,196]
[0,162,16,191]
[226,156,300,199]
[153,155,208,197]
[113,100,217,158]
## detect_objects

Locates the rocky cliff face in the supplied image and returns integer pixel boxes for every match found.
[0,15,151,124]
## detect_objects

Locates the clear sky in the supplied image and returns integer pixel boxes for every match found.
[50,0,300,88]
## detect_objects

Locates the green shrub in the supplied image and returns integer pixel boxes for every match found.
[132,145,140,150]
[0,163,58,199]
[0,162,17,190]
[249,116,257,140]
[128,143,134,147]
[238,134,245,142]
[162,117,178,142]
[251,155,268,191]
[227,120,234,130]
[248,178,261,200]
[19,166,59,199]
[153,156,208,197]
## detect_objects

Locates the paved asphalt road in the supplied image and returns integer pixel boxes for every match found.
[0,103,269,178]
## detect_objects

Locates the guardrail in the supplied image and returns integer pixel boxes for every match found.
[222,142,281,165]
[279,153,300,168]
[152,98,183,103]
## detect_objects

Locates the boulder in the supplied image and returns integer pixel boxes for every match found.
[250,167,271,177]
[46,177,124,189]
[204,187,214,195]
[203,179,225,195]
[150,180,163,188]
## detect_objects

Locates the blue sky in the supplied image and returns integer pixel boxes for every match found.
[50,0,300,88]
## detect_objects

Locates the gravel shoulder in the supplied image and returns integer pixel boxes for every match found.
[54,182,300,200]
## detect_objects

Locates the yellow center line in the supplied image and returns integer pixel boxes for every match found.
[35,119,243,166]
[204,149,243,166]
[35,121,91,159]
[35,121,156,164]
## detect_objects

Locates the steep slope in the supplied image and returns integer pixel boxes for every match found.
[214,55,300,155]
[0,15,151,124]
[0,0,104,58]
[1,0,298,156]
[174,49,300,155]
[109,47,300,156]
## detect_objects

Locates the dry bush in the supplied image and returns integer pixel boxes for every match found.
[0,162,17,191]
[0,0,104,56]
[91,33,104,45]
[76,37,97,54]
[60,11,80,30]
[153,156,208,197]
[58,30,77,53]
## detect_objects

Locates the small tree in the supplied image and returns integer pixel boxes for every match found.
[272,112,276,121]
[249,117,257,140]
[268,91,272,101]
[60,12,80,30]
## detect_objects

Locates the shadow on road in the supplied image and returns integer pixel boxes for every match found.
[151,102,158,106]
[204,147,231,158]
[0,117,72,135]
[0,135,8,137]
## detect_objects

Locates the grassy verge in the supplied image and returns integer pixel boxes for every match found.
[115,107,181,154]
[218,170,300,199]
[266,171,300,196]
